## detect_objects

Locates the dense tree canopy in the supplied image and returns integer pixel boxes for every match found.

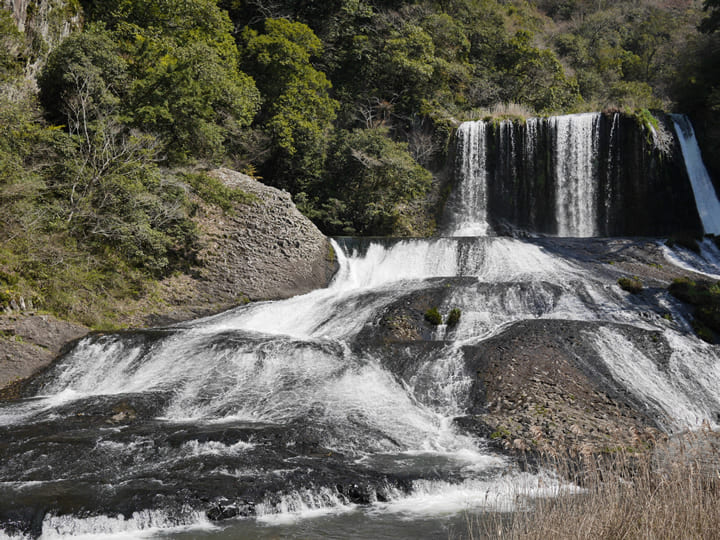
[241,18,338,191]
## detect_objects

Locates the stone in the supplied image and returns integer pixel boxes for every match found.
[149,168,339,325]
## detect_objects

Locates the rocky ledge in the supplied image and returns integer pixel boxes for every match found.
[0,314,87,398]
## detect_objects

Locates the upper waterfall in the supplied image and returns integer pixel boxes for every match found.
[444,112,705,237]
[445,113,605,237]
[444,121,490,236]
[551,113,601,237]
[671,114,720,235]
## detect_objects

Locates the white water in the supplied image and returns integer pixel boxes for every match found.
[672,114,720,235]
[661,238,720,279]
[449,121,490,236]
[552,113,600,237]
[36,509,213,539]
[10,236,717,435]
[3,111,720,537]
[450,113,605,237]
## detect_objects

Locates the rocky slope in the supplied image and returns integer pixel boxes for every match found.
[148,168,338,324]
[354,238,716,457]
[3,0,82,78]
[0,169,339,392]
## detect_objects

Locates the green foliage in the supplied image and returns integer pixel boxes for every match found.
[241,19,337,191]
[669,278,720,343]
[309,128,432,235]
[618,277,643,294]
[0,10,28,81]
[549,2,684,109]
[42,3,261,163]
[122,34,260,162]
[701,0,720,34]
[446,307,461,326]
[38,25,127,125]
[182,172,257,212]
[497,30,580,112]
[633,108,660,131]
[424,306,442,326]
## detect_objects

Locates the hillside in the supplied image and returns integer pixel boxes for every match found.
[1,0,719,329]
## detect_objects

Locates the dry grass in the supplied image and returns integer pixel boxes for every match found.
[467,427,720,540]
[466,102,537,122]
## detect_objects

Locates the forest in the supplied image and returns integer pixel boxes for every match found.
[1,0,719,325]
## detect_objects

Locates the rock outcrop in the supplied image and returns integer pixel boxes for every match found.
[149,169,338,324]
[0,314,88,397]
[3,0,82,78]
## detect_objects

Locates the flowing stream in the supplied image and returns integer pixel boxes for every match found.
[672,114,720,235]
[1,114,720,539]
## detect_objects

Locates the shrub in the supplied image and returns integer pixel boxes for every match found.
[669,278,720,342]
[446,307,461,326]
[424,307,442,325]
[618,277,643,294]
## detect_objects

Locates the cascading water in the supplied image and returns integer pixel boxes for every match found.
[447,113,603,237]
[2,113,720,539]
[551,113,600,237]
[671,114,720,235]
[447,112,707,237]
[445,121,490,236]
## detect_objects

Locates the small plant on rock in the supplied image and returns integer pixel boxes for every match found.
[446,308,461,326]
[618,277,643,294]
[424,307,442,325]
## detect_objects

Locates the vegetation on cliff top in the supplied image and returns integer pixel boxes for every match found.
[1,0,720,324]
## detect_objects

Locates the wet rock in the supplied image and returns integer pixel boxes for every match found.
[464,319,663,457]
[207,498,250,521]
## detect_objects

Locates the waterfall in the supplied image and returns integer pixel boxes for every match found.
[446,121,490,236]
[447,113,603,238]
[672,114,720,235]
[447,111,703,237]
[2,114,720,538]
[551,113,601,237]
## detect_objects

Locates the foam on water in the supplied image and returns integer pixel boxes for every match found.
[37,509,214,539]
[373,472,583,517]
[591,327,720,430]
[255,487,354,525]
[662,239,720,279]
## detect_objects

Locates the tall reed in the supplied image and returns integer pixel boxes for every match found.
[467,427,720,539]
